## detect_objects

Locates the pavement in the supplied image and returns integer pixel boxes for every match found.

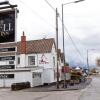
[23,77,92,92]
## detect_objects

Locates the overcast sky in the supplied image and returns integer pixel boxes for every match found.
[3,0,100,67]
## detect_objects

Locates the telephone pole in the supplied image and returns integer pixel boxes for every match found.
[44,0,59,89]
[56,8,59,89]
[87,50,89,74]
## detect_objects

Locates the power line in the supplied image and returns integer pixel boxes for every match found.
[59,15,84,62]
[44,0,56,12]
[16,0,84,63]
[16,0,55,29]
[44,0,84,62]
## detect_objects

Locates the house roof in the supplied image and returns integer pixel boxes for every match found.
[0,38,55,55]
[18,38,55,54]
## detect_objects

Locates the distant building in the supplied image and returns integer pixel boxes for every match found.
[0,32,63,87]
[95,58,100,74]
[96,58,100,67]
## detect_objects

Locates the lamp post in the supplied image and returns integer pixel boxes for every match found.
[87,50,89,74]
[62,0,85,67]
[87,49,97,74]
[62,0,85,88]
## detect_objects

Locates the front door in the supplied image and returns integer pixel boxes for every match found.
[32,72,42,87]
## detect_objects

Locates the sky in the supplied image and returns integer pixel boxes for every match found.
[1,0,100,68]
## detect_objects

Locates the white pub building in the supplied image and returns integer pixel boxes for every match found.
[0,32,63,87]
[0,3,63,87]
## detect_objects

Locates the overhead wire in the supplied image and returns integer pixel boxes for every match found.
[45,0,56,12]
[14,0,84,64]
[59,15,84,61]
[16,0,55,29]
[44,0,84,62]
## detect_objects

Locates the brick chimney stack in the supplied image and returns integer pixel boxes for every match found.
[21,31,26,54]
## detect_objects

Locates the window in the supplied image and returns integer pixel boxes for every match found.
[32,73,41,78]
[28,56,35,65]
[53,57,55,67]
[17,57,20,64]
[9,61,14,64]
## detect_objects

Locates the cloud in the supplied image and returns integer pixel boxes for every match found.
[7,0,100,67]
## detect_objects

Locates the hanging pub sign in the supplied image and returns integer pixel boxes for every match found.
[0,9,16,43]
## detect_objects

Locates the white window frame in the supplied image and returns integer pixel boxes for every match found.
[28,56,35,66]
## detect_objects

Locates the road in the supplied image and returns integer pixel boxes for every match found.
[0,76,100,100]
[78,76,100,100]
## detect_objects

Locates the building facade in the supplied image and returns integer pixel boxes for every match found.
[0,33,63,87]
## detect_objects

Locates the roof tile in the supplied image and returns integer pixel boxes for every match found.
[0,38,55,54]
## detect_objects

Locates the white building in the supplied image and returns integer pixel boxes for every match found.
[0,32,63,87]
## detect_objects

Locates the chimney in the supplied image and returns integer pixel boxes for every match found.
[21,31,26,54]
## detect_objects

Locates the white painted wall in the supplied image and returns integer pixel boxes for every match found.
[0,72,16,87]
[20,54,26,67]
[15,72,33,86]
[0,71,33,87]
[0,41,64,87]
[5,79,16,87]
[43,69,51,83]
[0,42,63,87]
[0,79,5,87]
[15,52,57,85]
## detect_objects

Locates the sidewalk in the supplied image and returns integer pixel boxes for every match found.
[23,77,92,92]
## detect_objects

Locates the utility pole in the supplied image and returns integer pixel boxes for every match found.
[61,0,85,88]
[56,8,59,89]
[87,50,89,74]
[44,0,59,89]
[62,4,66,88]
[62,4,65,65]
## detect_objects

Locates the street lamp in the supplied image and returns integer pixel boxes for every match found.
[87,50,89,73]
[62,0,85,67]
[62,0,85,88]
[87,49,98,74]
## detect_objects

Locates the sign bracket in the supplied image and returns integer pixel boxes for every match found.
[0,1,17,10]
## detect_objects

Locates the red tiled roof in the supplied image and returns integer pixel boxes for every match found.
[18,38,55,54]
[0,38,55,55]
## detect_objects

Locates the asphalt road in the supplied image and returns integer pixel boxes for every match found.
[78,75,100,100]
[0,75,100,100]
